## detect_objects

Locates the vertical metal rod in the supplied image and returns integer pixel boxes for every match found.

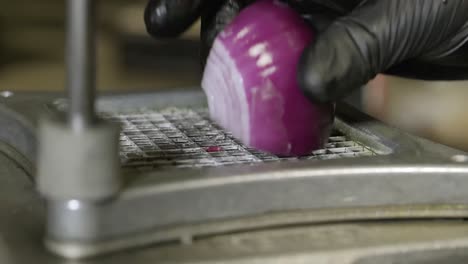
[66,0,96,130]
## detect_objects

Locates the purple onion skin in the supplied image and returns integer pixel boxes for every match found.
[202,0,334,156]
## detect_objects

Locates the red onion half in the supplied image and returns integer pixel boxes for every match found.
[202,0,334,156]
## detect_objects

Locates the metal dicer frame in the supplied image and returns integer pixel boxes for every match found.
[1,0,464,261]
[108,109,376,169]
[1,88,467,260]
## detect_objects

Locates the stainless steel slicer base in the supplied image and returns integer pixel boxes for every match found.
[1,90,468,262]
[6,88,468,259]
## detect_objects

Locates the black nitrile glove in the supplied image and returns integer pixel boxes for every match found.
[145,0,468,103]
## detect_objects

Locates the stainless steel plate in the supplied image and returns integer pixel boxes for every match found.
[1,91,467,261]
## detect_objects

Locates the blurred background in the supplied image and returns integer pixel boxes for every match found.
[0,0,202,91]
[0,0,467,151]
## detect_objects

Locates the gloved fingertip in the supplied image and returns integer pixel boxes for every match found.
[298,19,379,103]
[144,0,203,38]
[297,55,330,104]
[297,41,344,103]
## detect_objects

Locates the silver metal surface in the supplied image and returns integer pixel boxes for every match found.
[1,90,468,262]
[39,103,467,259]
[1,131,468,263]
[76,221,468,264]
[66,0,96,129]
[45,157,468,258]
[106,108,375,169]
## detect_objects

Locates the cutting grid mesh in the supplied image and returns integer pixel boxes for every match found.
[102,108,375,169]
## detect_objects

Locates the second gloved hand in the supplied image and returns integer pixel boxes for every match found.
[144,0,468,103]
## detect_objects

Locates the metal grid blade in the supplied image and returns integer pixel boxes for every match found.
[102,108,376,169]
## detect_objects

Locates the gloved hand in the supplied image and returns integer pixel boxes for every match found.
[144,0,468,103]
